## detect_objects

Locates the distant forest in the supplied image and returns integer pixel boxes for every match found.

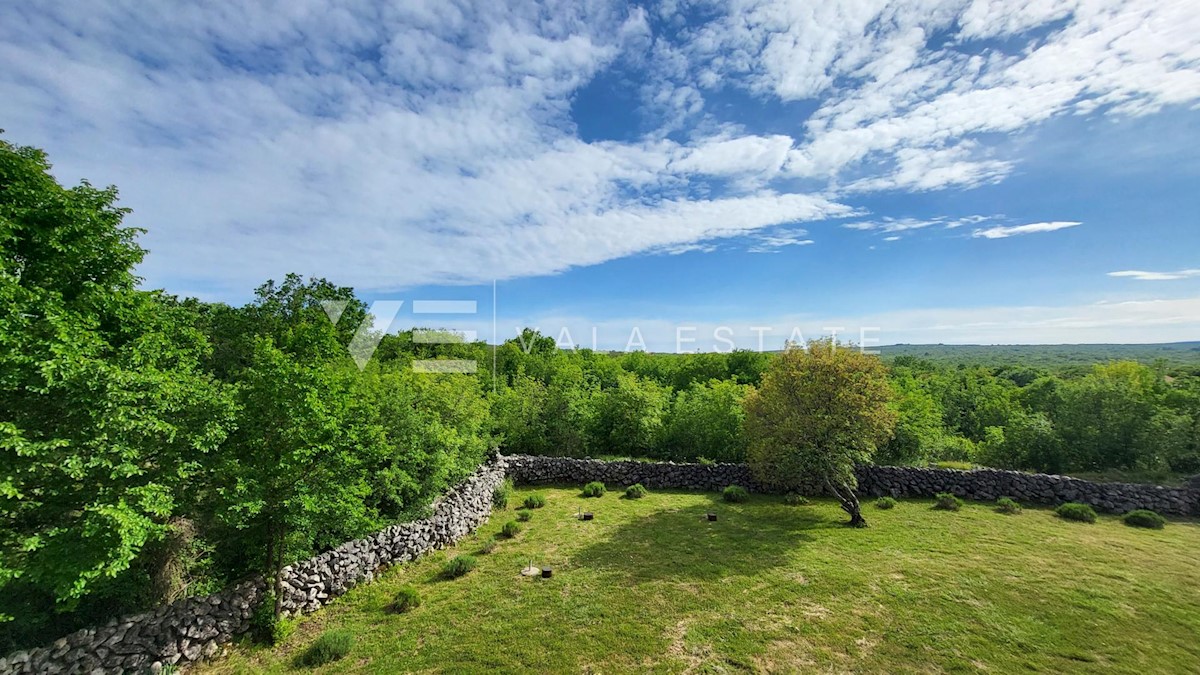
[878,342,1200,369]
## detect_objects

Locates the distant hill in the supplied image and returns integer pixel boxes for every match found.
[878,342,1200,368]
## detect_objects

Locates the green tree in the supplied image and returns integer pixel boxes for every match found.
[661,380,749,462]
[744,340,896,527]
[209,340,374,619]
[0,138,235,625]
[589,372,670,457]
[1055,362,1160,470]
[878,369,943,465]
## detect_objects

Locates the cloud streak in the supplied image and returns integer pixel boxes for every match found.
[1109,269,1200,281]
[972,221,1082,239]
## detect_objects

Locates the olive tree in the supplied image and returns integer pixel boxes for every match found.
[744,340,895,527]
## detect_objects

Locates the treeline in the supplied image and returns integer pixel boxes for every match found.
[5,136,1200,652]
[484,340,1200,478]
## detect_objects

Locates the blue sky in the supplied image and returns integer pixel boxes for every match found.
[2,0,1199,350]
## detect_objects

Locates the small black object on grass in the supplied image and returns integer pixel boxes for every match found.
[581,512,593,521]
[541,567,553,578]
[707,512,717,522]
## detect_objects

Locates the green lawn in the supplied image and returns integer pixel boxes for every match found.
[199,487,1200,674]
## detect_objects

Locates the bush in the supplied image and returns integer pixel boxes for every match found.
[995,497,1022,514]
[723,485,749,503]
[501,520,522,538]
[493,478,513,509]
[296,629,354,667]
[875,497,897,510]
[442,555,478,579]
[388,586,421,613]
[250,592,293,645]
[933,492,962,511]
[581,481,607,498]
[697,457,716,466]
[516,509,533,522]
[1056,502,1097,523]
[477,537,499,554]
[523,493,546,509]
[784,493,811,506]
[624,483,648,499]
[1123,509,1166,529]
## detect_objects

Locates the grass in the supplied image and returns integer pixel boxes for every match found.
[198,487,1200,674]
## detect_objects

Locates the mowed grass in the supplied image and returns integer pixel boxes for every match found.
[199,487,1200,674]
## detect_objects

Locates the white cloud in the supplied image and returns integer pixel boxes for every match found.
[746,228,815,253]
[972,221,1082,239]
[0,0,1196,297]
[670,134,794,176]
[1108,269,1200,281]
[844,215,999,237]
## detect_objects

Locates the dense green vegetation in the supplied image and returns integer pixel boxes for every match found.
[746,340,896,526]
[4,136,1199,653]
[198,487,1200,674]
[880,342,1200,368]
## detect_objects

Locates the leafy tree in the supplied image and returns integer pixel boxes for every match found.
[1055,362,1159,470]
[745,340,896,527]
[661,380,749,462]
[209,340,374,618]
[589,372,670,457]
[878,370,943,465]
[0,138,235,625]
[933,367,1018,442]
[358,363,492,518]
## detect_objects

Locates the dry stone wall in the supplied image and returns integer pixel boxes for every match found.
[0,457,508,675]
[6,452,1195,674]
[505,454,1199,516]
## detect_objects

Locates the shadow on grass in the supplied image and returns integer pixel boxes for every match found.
[571,495,836,583]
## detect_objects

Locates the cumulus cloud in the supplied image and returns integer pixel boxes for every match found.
[972,221,1082,239]
[1108,269,1200,281]
[0,0,1196,297]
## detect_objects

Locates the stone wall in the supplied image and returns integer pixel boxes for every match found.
[506,454,1199,516]
[6,453,1194,673]
[0,457,508,675]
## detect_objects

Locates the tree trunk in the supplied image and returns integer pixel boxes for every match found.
[826,479,868,528]
[273,524,286,618]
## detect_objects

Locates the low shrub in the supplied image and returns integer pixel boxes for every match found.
[1056,502,1097,523]
[723,485,749,503]
[784,493,811,506]
[492,478,513,510]
[296,629,354,667]
[995,497,1022,514]
[875,497,897,510]
[388,586,421,613]
[250,592,293,645]
[442,555,478,579]
[1123,509,1166,529]
[697,457,715,466]
[624,483,648,499]
[516,509,533,522]
[501,520,522,538]
[581,481,607,498]
[933,493,962,511]
[523,493,546,509]
[477,537,499,554]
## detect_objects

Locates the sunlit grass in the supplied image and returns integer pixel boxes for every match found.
[199,487,1200,674]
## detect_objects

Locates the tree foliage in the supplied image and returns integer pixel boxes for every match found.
[744,340,896,527]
